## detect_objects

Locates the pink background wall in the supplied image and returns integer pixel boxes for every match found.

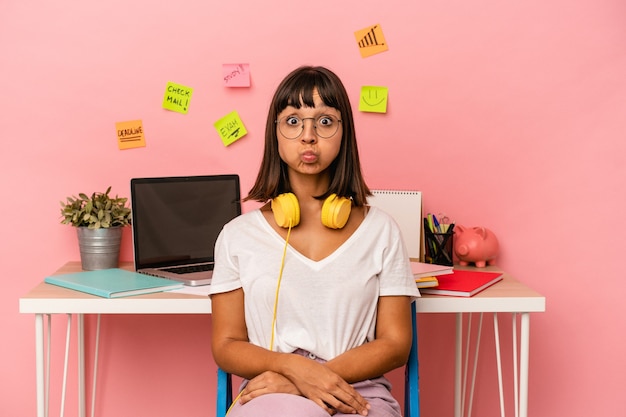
[2,0,625,416]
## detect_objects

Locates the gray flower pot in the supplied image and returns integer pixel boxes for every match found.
[76,226,122,270]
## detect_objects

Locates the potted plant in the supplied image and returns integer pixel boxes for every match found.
[60,186,132,270]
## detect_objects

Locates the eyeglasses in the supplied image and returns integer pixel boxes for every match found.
[275,115,342,140]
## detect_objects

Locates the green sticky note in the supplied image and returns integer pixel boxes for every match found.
[162,82,193,114]
[214,111,247,146]
[359,86,388,113]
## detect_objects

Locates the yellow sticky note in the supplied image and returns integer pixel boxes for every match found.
[116,120,146,150]
[162,82,193,114]
[214,111,247,146]
[354,24,388,58]
[359,86,388,113]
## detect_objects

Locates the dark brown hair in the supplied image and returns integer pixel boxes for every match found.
[245,66,371,206]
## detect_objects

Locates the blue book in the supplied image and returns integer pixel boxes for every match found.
[44,268,184,298]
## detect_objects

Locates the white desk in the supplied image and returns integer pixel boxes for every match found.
[20,262,545,417]
[415,268,545,417]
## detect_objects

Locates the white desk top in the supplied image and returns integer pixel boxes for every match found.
[19,262,212,314]
[20,262,545,315]
[415,272,545,313]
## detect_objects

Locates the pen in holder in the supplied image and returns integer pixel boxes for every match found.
[423,218,454,266]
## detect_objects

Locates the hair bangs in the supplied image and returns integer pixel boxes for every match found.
[276,70,340,112]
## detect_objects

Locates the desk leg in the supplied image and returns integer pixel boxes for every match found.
[494,314,505,417]
[78,314,86,417]
[519,313,530,417]
[512,314,519,417]
[454,313,462,417]
[35,314,45,417]
[454,312,532,417]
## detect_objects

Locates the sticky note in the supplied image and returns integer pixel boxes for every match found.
[359,86,388,113]
[162,82,193,114]
[116,120,146,150]
[214,111,247,146]
[223,64,251,87]
[354,24,388,58]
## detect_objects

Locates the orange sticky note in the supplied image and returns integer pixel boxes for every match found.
[354,24,388,58]
[116,120,146,150]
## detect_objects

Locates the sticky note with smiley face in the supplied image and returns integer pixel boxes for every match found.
[359,86,388,113]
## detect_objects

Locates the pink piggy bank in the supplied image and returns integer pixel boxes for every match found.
[453,225,499,267]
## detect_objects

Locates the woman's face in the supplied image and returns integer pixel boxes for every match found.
[275,89,342,178]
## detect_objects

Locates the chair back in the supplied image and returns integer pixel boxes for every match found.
[216,301,420,417]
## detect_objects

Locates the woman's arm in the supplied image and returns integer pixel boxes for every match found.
[211,289,303,399]
[324,296,414,383]
[211,288,277,379]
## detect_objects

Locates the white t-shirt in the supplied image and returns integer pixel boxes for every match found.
[209,206,420,361]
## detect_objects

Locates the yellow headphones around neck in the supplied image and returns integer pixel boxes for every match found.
[272,193,352,229]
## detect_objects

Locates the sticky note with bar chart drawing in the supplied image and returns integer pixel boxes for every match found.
[354,24,388,58]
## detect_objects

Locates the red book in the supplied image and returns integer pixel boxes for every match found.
[419,270,503,297]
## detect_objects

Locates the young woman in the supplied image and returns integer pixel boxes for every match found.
[209,66,420,417]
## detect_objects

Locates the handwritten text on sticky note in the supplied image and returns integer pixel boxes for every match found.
[359,86,388,113]
[223,64,251,87]
[214,111,247,146]
[116,120,146,150]
[162,82,193,114]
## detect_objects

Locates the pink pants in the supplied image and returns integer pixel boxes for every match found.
[226,350,402,417]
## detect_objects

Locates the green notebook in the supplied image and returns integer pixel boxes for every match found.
[44,268,184,298]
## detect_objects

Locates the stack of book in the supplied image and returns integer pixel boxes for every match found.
[411,261,453,288]
[419,269,504,297]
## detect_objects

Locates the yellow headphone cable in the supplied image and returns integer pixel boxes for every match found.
[226,219,293,415]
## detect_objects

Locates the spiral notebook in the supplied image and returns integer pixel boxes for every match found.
[369,190,422,260]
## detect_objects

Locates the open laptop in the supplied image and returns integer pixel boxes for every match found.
[130,175,241,286]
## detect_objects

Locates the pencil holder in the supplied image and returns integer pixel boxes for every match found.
[424,228,454,266]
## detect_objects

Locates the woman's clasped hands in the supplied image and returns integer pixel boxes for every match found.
[238,355,370,416]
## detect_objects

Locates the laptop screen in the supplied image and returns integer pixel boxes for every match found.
[130,175,241,269]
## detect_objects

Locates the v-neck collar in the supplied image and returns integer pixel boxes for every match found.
[254,207,377,269]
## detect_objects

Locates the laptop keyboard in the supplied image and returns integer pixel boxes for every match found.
[162,263,214,274]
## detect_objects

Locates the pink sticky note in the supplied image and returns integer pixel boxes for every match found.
[223,64,251,87]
